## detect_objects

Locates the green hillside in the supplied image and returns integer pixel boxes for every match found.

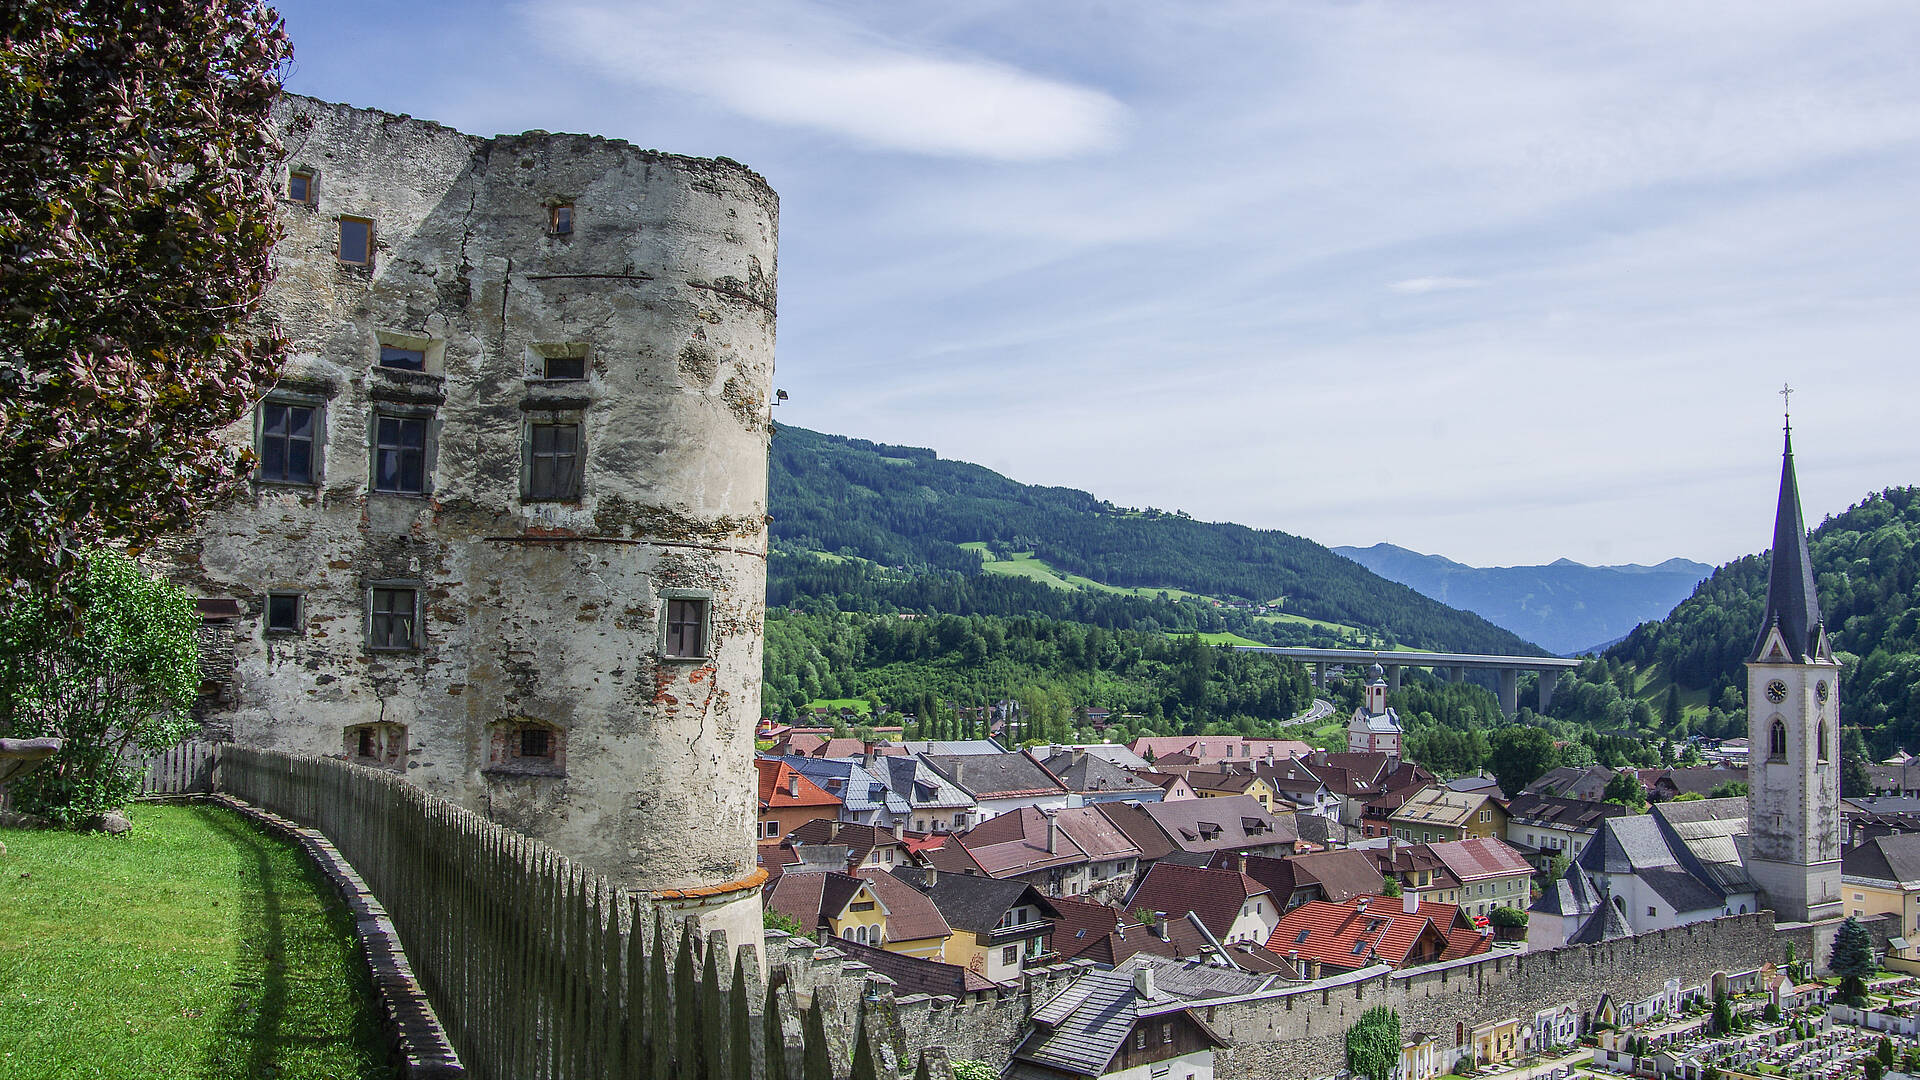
[769,426,1541,656]
[1545,487,1920,754]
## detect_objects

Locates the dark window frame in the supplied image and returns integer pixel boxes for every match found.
[1769,718,1788,761]
[264,592,303,635]
[257,399,321,485]
[372,411,431,495]
[367,584,422,652]
[337,216,373,266]
[659,590,713,660]
[379,344,427,371]
[549,203,574,236]
[525,420,583,502]
[288,170,314,205]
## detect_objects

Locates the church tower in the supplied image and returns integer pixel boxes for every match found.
[1745,410,1843,924]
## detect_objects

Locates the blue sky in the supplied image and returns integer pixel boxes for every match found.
[275,0,1920,568]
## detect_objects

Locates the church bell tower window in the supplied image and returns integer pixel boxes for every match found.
[1769,719,1788,761]
[1817,721,1829,762]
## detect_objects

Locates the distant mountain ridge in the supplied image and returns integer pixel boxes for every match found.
[1333,543,1711,656]
[770,426,1545,656]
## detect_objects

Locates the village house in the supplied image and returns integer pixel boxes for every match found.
[923,751,1073,822]
[1182,769,1278,813]
[1523,764,1617,802]
[1390,787,1508,844]
[1097,795,1297,869]
[1046,896,1179,966]
[776,819,913,873]
[777,756,908,826]
[1133,771,1198,801]
[1428,837,1535,920]
[1503,791,1633,870]
[1005,962,1231,1080]
[763,867,950,959]
[924,807,1092,896]
[1124,862,1281,948]
[1263,892,1490,976]
[1842,831,1920,936]
[1361,842,1463,907]
[867,754,976,834]
[893,868,1061,986]
[1230,849,1384,910]
[1037,749,1167,805]
[756,759,843,841]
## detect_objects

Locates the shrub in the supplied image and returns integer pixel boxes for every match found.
[0,551,199,824]
[952,1062,997,1080]
[1346,1005,1402,1080]
[1490,906,1528,928]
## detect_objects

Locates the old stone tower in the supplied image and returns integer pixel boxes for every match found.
[1745,423,1843,924]
[165,96,777,945]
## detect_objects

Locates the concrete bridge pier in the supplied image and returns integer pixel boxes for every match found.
[1537,669,1561,712]
[1315,661,1327,688]
[1448,666,1465,684]
[1498,669,1519,717]
[1387,665,1402,691]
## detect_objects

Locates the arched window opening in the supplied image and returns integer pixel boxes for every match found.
[1818,721,1830,762]
[1770,719,1788,761]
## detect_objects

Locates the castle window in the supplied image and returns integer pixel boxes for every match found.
[660,593,711,659]
[373,413,429,494]
[379,345,426,371]
[258,401,318,484]
[530,342,590,381]
[344,722,406,768]
[549,204,573,236]
[1769,719,1788,761]
[526,422,581,501]
[264,593,302,635]
[337,217,372,266]
[487,719,567,776]
[288,171,313,204]
[368,586,420,651]
[1818,721,1830,762]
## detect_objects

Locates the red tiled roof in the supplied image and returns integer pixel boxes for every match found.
[1125,862,1271,939]
[1264,896,1482,972]
[758,759,842,810]
[939,807,1089,877]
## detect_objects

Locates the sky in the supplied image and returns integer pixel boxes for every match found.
[273,0,1920,569]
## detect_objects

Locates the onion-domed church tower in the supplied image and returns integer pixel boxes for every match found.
[1745,405,1843,924]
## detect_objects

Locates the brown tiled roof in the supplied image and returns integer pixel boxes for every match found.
[1047,896,1176,965]
[1125,862,1271,939]
[855,868,951,942]
[1053,806,1143,862]
[1427,837,1532,883]
[757,758,843,810]
[939,807,1089,877]
[1184,771,1264,796]
[763,871,869,936]
[818,935,996,996]
[1109,795,1296,854]
[785,819,906,868]
[1281,849,1388,903]
[1264,896,1485,972]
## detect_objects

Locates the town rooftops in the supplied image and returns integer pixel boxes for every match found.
[1523,765,1617,801]
[1844,831,1920,885]
[1013,968,1227,1080]
[853,868,951,942]
[1505,792,1634,832]
[779,756,908,816]
[763,871,876,937]
[1390,787,1497,830]
[784,819,907,868]
[1038,749,1163,798]
[891,866,1060,936]
[874,754,974,810]
[1427,837,1533,883]
[1264,895,1488,972]
[757,758,842,811]
[923,751,1069,801]
[1183,770,1267,797]
[1124,861,1272,939]
[817,935,995,997]
[1054,805,1144,862]
[930,806,1089,878]
[1098,795,1296,857]
[1047,896,1177,965]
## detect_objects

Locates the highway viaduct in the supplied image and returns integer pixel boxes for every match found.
[1230,647,1583,717]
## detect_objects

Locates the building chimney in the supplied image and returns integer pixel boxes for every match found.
[1047,813,1059,854]
[1356,897,1370,912]
[829,820,841,840]
[1404,889,1419,915]
[893,821,905,842]
[788,773,799,798]
[1133,965,1156,1001]
[1308,958,1323,980]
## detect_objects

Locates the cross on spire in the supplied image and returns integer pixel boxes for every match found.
[1781,382,1793,434]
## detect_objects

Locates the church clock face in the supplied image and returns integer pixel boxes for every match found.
[1817,680,1831,703]
[1765,679,1789,704]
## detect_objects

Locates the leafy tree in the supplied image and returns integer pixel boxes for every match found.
[1345,1006,1401,1080]
[1866,1059,1884,1080]
[1831,916,1877,1006]
[1488,725,1559,795]
[1662,684,1683,730]
[0,550,199,824]
[1877,1036,1893,1067]
[950,1062,997,1080]
[1381,876,1402,897]
[1708,781,1749,799]
[1489,906,1527,928]
[1604,771,1648,810]
[1670,792,1705,802]
[1843,727,1875,799]
[763,906,808,938]
[1546,852,1570,882]
[0,0,291,600]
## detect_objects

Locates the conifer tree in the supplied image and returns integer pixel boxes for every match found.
[1831,916,1877,1006]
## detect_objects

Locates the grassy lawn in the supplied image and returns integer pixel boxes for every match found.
[1182,631,1268,648]
[0,803,387,1080]
[803,697,874,716]
[962,543,1213,601]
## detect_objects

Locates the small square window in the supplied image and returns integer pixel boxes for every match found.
[1002,945,1019,967]
[373,414,428,494]
[288,171,313,204]
[265,593,301,634]
[520,726,551,758]
[338,217,372,266]
[544,353,587,380]
[662,596,709,659]
[379,345,426,371]
[550,204,573,235]
[357,727,375,757]
[369,587,419,650]
[1161,1021,1173,1044]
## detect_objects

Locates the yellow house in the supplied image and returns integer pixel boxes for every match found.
[1843,833,1920,968]
[1472,1018,1523,1066]
[1185,770,1277,814]
[764,869,953,960]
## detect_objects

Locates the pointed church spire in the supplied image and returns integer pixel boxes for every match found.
[1750,407,1824,663]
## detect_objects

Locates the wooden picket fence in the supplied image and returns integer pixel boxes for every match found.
[136,738,218,795]
[213,746,955,1080]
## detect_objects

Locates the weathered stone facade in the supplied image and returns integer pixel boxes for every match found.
[162,95,777,945]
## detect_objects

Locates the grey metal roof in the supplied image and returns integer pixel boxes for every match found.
[1019,970,1139,1076]
[1845,832,1920,884]
[876,755,974,809]
[1038,750,1161,797]
[1578,815,1678,875]
[923,752,1067,800]
[893,739,1006,756]
[1567,897,1634,944]
[1750,429,1826,664]
[1655,798,1755,894]
[1111,953,1278,1000]
[782,757,909,815]
[1640,867,1725,914]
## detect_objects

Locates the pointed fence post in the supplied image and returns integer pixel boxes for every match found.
[649,907,675,1080]
[732,944,766,1080]
[675,918,706,1080]
[911,1047,955,1080]
[703,928,733,1080]
[765,969,807,1080]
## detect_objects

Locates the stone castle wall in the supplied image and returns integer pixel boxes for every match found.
[162,96,777,941]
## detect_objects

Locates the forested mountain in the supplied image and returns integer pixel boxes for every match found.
[1334,543,1711,655]
[1543,487,1920,755]
[770,426,1542,656]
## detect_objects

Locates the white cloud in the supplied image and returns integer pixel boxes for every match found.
[1388,277,1485,294]
[520,1,1126,160]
